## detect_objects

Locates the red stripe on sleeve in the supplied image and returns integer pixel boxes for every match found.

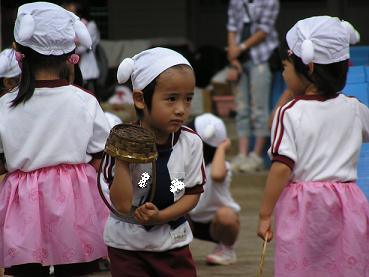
[273,99,298,155]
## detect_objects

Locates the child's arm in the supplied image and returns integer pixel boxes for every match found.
[257,162,291,241]
[211,138,231,183]
[135,134,206,225]
[89,158,101,172]
[134,194,200,225]
[109,160,133,215]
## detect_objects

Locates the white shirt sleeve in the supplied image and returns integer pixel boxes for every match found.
[270,106,297,169]
[356,100,369,142]
[87,101,110,156]
[184,135,206,194]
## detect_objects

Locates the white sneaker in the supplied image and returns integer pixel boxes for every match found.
[206,244,237,266]
[230,154,248,172]
[239,152,264,172]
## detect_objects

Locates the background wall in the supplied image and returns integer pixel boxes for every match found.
[2,0,369,49]
[106,0,369,48]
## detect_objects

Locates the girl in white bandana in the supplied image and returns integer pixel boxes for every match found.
[0,2,110,276]
[102,47,206,276]
[0,48,21,97]
[258,16,369,276]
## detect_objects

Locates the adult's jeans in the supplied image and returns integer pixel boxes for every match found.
[233,61,272,138]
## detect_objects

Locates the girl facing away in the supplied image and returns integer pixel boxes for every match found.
[101,47,206,277]
[0,48,21,97]
[257,16,369,276]
[0,2,110,276]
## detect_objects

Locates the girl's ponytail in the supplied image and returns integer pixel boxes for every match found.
[11,44,70,107]
[11,48,35,107]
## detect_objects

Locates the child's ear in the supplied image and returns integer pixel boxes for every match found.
[307,63,315,74]
[133,90,145,110]
[3,78,15,90]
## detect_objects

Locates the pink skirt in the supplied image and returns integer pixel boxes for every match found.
[0,164,109,267]
[275,181,369,277]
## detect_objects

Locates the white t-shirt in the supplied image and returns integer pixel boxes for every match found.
[104,112,122,129]
[103,126,206,252]
[0,80,110,172]
[189,162,240,223]
[269,94,369,182]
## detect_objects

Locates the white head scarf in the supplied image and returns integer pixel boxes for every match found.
[14,1,92,55]
[286,16,360,64]
[116,47,192,90]
[194,113,227,147]
[0,49,21,78]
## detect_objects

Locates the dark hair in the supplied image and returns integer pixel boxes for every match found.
[73,64,84,87]
[0,75,20,95]
[12,43,71,107]
[280,41,349,97]
[0,78,5,96]
[134,64,193,119]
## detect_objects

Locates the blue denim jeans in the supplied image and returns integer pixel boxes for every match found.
[232,61,271,138]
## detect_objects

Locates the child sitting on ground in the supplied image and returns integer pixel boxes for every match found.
[188,113,241,266]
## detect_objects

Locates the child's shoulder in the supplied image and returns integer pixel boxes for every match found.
[69,85,96,100]
[64,85,99,107]
[179,125,203,145]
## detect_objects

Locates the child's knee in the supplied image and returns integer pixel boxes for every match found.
[213,207,239,228]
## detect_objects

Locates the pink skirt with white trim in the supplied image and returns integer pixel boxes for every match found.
[0,164,109,267]
[275,181,369,277]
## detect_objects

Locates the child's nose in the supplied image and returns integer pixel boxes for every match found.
[174,102,185,115]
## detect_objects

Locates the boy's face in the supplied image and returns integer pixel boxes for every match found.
[141,67,195,141]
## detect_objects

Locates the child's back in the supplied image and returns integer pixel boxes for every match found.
[0,82,107,172]
[273,94,368,182]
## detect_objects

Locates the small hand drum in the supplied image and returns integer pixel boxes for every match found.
[105,123,158,163]
[97,124,158,219]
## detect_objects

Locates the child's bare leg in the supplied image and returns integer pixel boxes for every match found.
[210,207,240,246]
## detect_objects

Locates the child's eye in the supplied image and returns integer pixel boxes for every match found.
[167,96,176,102]
[186,96,193,102]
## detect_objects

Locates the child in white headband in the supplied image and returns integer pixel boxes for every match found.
[258,16,369,276]
[102,47,205,276]
[0,2,110,276]
[0,48,21,97]
[187,113,241,266]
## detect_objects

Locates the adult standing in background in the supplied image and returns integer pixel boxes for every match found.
[227,0,279,173]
